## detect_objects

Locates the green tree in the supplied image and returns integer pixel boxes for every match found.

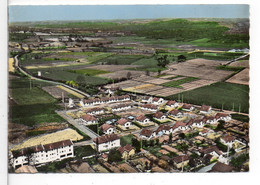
[126,72,132,79]
[156,55,170,68]
[169,133,173,143]
[177,55,187,62]
[132,138,141,152]
[108,149,122,163]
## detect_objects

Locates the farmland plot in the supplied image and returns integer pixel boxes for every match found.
[167,58,234,81]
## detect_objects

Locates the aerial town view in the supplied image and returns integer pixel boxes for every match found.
[8,4,250,173]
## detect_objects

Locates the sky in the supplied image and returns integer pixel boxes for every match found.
[8,4,249,23]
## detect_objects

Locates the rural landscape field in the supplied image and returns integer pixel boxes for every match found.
[8,5,250,174]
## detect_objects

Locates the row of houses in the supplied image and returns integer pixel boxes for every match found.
[10,140,74,169]
[81,95,130,107]
[139,112,231,140]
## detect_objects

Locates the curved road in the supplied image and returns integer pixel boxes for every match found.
[14,55,90,98]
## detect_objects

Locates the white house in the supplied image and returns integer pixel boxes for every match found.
[140,104,157,112]
[168,109,183,119]
[93,134,120,152]
[187,118,205,128]
[136,115,150,125]
[140,129,156,140]
[100,124,116,135]
[182,103,195,112]
[117,118,132,129]
[151,97,164,105]
[85,107,104,115]
[111,104,131,112]
[165,100,179,109]
[155,125,172,136]
[172,121,188,133]
[199,146,223,158]
[200,105,212,114]
[10,140,74,169]
[215,113,232,122]
[153,111,166,121]
[220,135,236,148]
[202,116,217,125]
[80,114,98,125]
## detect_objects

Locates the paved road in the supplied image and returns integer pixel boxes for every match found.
[14,55,90,98]
[56,110,99,139]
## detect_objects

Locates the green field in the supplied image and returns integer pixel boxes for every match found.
[9,76,65,126]
[11,87,57,105]
[128,57,168,72]
[57,51,114,63]
[167,82,249,113]
[29,69,110,86]
[33,19,249,48]
[70,68,110,76]
[97,54,146,65]
[162,77,199,88]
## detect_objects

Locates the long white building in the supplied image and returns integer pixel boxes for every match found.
[10,140,74,169]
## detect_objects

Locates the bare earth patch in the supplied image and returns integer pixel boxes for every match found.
[226,68,249,85]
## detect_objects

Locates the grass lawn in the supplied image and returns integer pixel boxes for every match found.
[167,82,249,113]
[11,87,57,105]
[120,134,134,146]
[74,145,96,159]
[70,68,110,76]
[162,77,199,88]
[10,103,65,127]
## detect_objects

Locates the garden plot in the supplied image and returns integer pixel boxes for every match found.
[42,85,70,99]
[167,58,233,81]
[105,80,144,89]
[99,70,145,80]
[181,79,217,91]
[226,68,249,85]
[83,65,139,72]
[145,78,171,85]
[147,87,183,97]
[123,84,155,93]
[132,76,159,82]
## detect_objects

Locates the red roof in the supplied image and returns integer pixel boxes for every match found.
[222,135,236,143]
[85,107,103,113]
[155,125,171,134]
[44,140,73,151]
[172,121,186,130]
[169,109,181,116]
[173,155,190,163]
[141,104,157,110]
[201,105,211,112]
[117,118,129,125]
[140,129,154,137]
[153,111,164,119]
[82,114,97,121]
[100,123,114,132]
[215,112,230,119]
[93,134,120,144]
[182,103,192,109]
[166,100,177,106]
[118,144,135,154]
[200,146,223,156]
[136,115,148,122]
